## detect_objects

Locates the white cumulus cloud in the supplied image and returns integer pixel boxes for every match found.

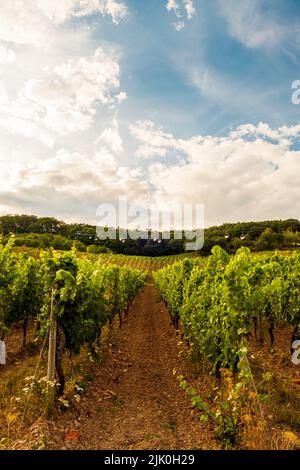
[166,0,196,30]
[36,0,128,25]
[0,45,16,63]
[0,1,128,46]
[0,47,125,138]
[95,117,123,154]
[0,146,148,223]
[130,120,177,158]
[131,120,300,226]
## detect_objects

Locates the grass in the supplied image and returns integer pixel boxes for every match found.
[262,375,300,430]
[160,417,177,432]
[0,354,46,448]
[0,320,114,449]
[110,394,124,416]
[251,357,300,433]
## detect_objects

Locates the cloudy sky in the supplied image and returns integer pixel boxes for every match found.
[0,0,300,227]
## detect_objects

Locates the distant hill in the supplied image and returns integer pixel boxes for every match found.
[0,214,299,256]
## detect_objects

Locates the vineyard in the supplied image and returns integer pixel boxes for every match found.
[0,238,146,433]
[13,246,197,272]
[0,239,300,450]
[0,238,146,351]
[154,247,300,447]
[154,246,300,373]
[85,252,198,272]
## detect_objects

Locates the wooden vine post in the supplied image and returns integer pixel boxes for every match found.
[46,289,57,417]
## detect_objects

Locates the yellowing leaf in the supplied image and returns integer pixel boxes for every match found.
[5,412,20,425]
[283,431,299,443]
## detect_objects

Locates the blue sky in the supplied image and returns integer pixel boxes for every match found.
[0,0,299,227]
[107,0,300,137]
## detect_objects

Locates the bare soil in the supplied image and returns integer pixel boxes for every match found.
[47,280,218,450]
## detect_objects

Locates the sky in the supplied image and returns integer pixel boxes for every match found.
[0,0,300,228]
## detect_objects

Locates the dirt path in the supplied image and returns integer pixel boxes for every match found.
[48,280,217,450]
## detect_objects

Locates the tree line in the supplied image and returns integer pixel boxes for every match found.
[0,214,299,256]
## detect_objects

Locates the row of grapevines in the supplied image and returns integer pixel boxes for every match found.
[154,246,300,374]
[0,238,146,390]
[0,237,43,343]
[39,249,146,391]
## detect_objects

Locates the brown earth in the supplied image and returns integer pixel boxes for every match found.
[1,321,38,371]
[47,280,218,450]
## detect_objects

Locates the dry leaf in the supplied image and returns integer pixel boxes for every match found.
[65,429,80,442]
